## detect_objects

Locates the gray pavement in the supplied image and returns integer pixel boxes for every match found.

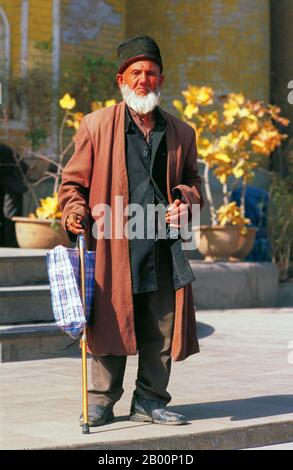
[1,307,293,450]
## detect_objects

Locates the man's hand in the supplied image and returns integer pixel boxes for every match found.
[165,199,189,228]
[65,212,87,235]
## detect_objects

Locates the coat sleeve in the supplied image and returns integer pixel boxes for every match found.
[58,117,94,240]
[171,128,204,221]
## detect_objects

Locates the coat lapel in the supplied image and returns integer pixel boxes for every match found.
[113,100,128,199]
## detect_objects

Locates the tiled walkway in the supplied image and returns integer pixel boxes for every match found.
[1,308,293,449]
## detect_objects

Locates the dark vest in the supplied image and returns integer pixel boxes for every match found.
[125,105,195,294]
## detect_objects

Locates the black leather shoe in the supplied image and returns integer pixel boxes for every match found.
[79,404,114,427]
[129,396,188,425]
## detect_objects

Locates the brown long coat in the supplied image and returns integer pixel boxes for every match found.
[58,100,204,361]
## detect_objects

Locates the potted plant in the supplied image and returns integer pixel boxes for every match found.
[11,94,117,249]
[173,86,289,261]
[12,193,70,249]
[11,93,79,248]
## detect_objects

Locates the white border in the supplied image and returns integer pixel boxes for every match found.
[51,0,60,153]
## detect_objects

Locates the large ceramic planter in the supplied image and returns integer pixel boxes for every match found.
[12,217,72,249]
[192,225,256,261]
[229,227,257,261]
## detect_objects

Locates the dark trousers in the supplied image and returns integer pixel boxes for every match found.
[0,185,23,247]
[88,239,175,408]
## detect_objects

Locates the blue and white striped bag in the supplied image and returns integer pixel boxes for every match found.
[46,234,96,339]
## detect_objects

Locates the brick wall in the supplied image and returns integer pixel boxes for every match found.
[28,0,52,70]
[60,0,126,69]
[126,0,270,112]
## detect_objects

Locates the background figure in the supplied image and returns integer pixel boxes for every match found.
[0,143,28,247]
[230,185,271,262]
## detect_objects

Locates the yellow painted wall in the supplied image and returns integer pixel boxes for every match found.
[0,0,53,149]
[0,1,23,149]
[0,0,53,74]
[28,0,52,69]
[0,0,22,76]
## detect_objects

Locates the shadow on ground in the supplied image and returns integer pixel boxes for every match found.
[78,395,293,436]
[167,395,293,422]
[196,321,215,339]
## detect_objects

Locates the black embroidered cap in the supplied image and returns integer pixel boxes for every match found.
[117,35,163,74]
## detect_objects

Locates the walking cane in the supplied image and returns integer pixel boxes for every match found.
[79,234,90,434]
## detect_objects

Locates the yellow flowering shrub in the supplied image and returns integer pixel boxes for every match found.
[29,193,62,221]
[217,202,251,234]
[58,94,117,131]
[91,99,117,111]
[173,86,290,227]
[59,93,76,110]
[24,93,117,225]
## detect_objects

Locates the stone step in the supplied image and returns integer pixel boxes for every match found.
[190,260,280,309]
[0,285,53,324]
[0,248,49,286]
[71,420,293,451]
[0,250,290,322]
[0,322,79,362]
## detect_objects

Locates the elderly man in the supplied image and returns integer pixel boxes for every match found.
[58,35,204,427]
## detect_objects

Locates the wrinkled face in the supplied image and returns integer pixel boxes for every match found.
[116,60,164,96]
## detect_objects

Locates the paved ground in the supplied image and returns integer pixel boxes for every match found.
[1,308,293,450]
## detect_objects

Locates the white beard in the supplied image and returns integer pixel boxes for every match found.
[120,84,161,114]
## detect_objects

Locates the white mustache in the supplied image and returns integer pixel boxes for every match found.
[120,84,161,114]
